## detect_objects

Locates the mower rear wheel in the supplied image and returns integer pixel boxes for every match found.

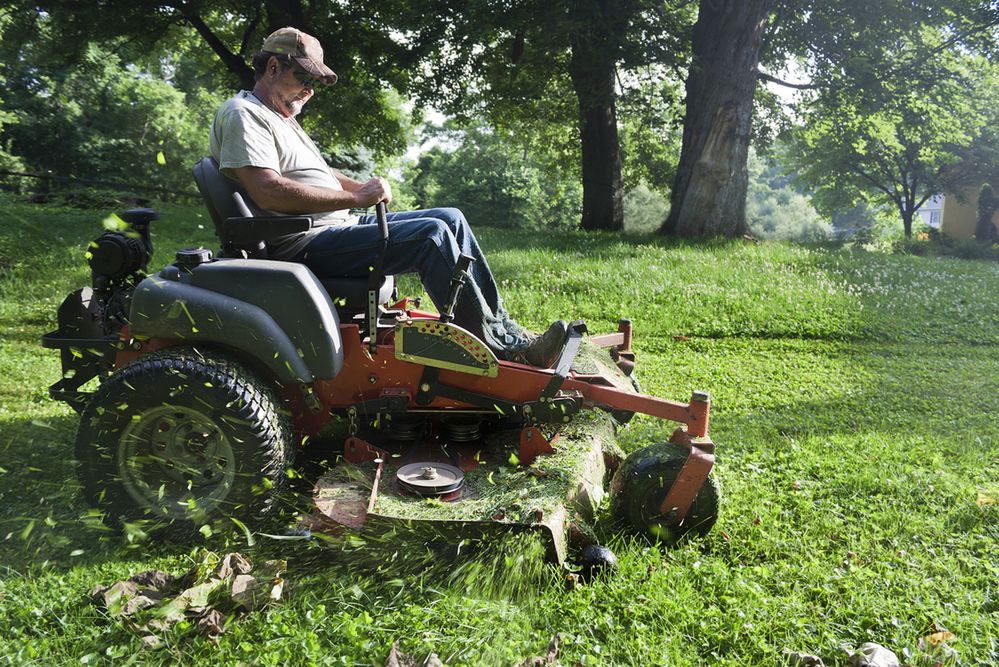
[609,441,718,544]
[75,348,292,533]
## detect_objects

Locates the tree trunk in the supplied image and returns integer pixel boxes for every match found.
[901,208,914,238]
[660,0,775,238]
[568,1,624,232]
[975,185,999,243]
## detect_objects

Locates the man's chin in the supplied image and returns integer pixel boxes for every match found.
[283,99,307,117]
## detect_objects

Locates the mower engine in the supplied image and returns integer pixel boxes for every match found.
[42,208,157,412]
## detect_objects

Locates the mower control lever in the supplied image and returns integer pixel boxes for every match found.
[367,201,391,354]
[375,201,389,240]
[440,254,474,324]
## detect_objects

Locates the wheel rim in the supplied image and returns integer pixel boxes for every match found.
[116,405,237,520]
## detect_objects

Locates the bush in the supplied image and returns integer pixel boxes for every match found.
[891,236,931,256]
[623,182,669,234]
[402,122,581,230]
[884,229,999,261]
[947,238,999,260]
[746,151,833,242]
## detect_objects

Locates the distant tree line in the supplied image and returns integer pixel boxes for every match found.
[0,0,997,238]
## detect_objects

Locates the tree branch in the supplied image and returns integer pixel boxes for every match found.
[173,2,254,89]
[239,8,262,57]
[850,163,898,202]
[756,71,818,90]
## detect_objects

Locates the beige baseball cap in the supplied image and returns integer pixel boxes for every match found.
[261,27,337,85]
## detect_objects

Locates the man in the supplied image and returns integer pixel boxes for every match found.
[210,27,567,368]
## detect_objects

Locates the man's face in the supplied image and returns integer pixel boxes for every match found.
[271,57,315,117]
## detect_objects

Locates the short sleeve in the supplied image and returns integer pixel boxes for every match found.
[212,106,281,176]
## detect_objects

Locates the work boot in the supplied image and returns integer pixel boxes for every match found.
[506,320,569,368]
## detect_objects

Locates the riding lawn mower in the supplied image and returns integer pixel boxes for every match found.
[42,158,718,567]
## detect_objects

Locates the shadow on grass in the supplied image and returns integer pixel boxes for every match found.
[0,412,226,574]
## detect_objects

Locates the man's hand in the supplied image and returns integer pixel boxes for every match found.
[353,177,393,207]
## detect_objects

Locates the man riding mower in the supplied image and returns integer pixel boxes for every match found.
[42,184,718,565]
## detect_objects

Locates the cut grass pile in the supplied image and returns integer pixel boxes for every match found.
[0,196,996,666]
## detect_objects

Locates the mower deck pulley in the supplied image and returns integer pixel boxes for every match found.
[396,462,465,496]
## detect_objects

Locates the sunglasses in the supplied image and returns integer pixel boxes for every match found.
[290,67,320,88]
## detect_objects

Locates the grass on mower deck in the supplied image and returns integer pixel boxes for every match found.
[1,196,997,666]
[363,411,614,526]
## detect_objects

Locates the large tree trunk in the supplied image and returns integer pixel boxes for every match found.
[660,0,775,238]
[568,1,624,232]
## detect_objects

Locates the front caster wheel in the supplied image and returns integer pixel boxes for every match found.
[609,441,718,544]
[578,544,618,581]
[75,348,292,534]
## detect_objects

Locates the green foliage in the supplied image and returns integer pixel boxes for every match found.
[398,0,693,229]
[746,150,832,242]
[617,66,685,192]
[786,16,999,236]
[623,182,670,234]
[2,196,998,664]
[0,1,416,189]
[404,121,582,229]
[1,31,220,193]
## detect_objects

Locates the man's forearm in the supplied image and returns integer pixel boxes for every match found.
[233,166,359,214]
[335,171,364,193]
[253,177,358,214]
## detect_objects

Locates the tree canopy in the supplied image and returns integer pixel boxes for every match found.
[1,0,998,241]
[785,6,999,237]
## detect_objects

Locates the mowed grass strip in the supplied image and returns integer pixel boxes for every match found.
[0,196,995,666]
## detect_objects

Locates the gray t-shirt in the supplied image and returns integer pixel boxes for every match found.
[209,91,356,259]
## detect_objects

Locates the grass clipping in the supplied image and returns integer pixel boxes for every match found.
[318,524,551,601]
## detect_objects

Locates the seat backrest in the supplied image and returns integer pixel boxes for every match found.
[192,157,266,257]
[191,157,396,309]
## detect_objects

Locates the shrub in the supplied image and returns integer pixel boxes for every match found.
[746,151,833,242]
[623,182,669,234]
[401,122,581,229]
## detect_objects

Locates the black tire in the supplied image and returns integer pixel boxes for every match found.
[578,544,619,581]
[75,347,292,533]
[609,441,718,544]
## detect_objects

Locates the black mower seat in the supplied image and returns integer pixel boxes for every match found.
[192,157,394,309]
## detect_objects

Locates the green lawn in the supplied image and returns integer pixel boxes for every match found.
[0,196,996,666]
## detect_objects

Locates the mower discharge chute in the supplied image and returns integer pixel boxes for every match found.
[43,158,718,564]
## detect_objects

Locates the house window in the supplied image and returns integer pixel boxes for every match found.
[930,211,941,226]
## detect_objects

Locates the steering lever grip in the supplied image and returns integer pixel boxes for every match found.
[375,201,389,241]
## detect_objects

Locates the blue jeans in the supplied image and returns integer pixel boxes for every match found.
[291,207,522,350]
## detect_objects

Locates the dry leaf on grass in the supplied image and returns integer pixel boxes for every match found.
[919,631,956,647]
[90,551,285,644]
[384,641,444,667]
[516,635,561,667]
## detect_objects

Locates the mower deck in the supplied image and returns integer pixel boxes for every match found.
[310,411,619,564]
